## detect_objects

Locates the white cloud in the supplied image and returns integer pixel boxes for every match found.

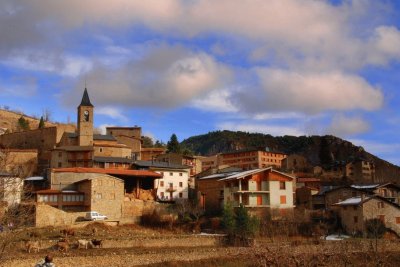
[326,115,370,136]
[217,122,304,137]
[96,107,128,122]
[97,124,115,135]
[235,69,384,114]
[191,88,238,113]
[64,45,231,108]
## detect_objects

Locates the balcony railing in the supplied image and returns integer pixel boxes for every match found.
[165,186,177,192]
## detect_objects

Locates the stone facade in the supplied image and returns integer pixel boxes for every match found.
[0,126,74,173]
[335,196,400,235]
[197,177,224,215]
[35,203,86,227]
[0,174,23,206]
[76,175,124,220]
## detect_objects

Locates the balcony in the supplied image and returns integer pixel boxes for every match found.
[165,186,177,192]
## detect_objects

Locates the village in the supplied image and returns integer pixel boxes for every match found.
[0,89,400,266]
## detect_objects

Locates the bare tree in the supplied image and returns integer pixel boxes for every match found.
[42,108,52,122]
[0,149,35,261]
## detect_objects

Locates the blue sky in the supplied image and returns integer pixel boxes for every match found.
[0,0,400,165]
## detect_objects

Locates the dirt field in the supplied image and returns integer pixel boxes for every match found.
[1,223,400,267]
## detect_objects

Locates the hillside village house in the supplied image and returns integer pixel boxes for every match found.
[156,153,202,177]
[324,183,400,209]
[132,160,190,201]
[197,167,242,215]
[332,195,400,236]
[219,167,295,218]
[345,159,376,183]
[140,147,166,161]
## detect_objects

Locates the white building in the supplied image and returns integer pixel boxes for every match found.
[132,160,190,201]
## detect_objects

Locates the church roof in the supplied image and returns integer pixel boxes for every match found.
[79,88,93,107]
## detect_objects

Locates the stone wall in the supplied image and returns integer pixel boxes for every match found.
[35,203,85,227]
[197,178,223,215]
[122,200,157,217]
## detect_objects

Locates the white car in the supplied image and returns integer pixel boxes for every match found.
[85,211,108,221]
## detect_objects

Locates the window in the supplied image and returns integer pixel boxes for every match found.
[378,215,385,223]
[99,148,103,152]
[58,162,62,168]
[280,195,286,204]
[396,217,400,224]
[378,202,384,209]
[110,193,115,200]
[160,181,164,187]
[169,172,173,176]
[354,216,358,223]
[179,173,183,176]
[179,193,183,198]
[280,181,286,190]
[160,192,164,198]
[96,193,102,199]
[179,182,183,187]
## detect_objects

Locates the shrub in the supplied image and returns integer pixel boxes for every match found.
[365,218,386,239]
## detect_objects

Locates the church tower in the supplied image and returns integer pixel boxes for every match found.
[77,88,94,146]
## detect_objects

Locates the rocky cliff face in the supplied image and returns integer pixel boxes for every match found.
[182,131,400,183]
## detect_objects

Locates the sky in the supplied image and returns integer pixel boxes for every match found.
[0,0,400,165]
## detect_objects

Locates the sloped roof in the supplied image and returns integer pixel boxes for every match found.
[79,88,93,107]
[52,167,162,178]
[218,167,295,181]
[332,195,400,209]
[93,134,116,141]
[133,160,190,169]
[94,156,134,164]
[199,172,240,180]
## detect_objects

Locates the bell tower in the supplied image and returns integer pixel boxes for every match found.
[77,88,94,146]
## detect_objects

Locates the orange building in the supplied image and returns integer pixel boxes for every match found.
[220,148,287,170]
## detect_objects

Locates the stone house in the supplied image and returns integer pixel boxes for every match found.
[345,159,376,183]
[219,167,295,218]
[332,195,400,235]
[36,174,124,218]
[324,183,400,210]
[140,147,166,161]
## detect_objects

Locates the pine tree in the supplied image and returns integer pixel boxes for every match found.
[17,116,30,131]
[167,134,181,153]
[38,116,45,129]
[221,202,235,235]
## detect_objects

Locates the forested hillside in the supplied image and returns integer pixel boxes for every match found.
[182,130,400,182]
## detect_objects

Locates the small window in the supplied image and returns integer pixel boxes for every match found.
[280,195,286,204]
[179,173,183,176]
[378,215,385,223]
[96,193,102,199]
[169,172,173,176]
[160,192,164,198]
[58,162,62,168]
[378,202,384,209]
[179,182,183,187]
[160,181,164,187]
[110,193,115,200]
[396,217,400,224]
[100,148,103,152]
[354,216,358,223]
[280,181,286,190]
[179,193,183,198]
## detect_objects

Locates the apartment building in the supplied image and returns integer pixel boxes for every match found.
[220,148,287,170]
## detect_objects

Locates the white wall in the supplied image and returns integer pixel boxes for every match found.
[269,180,294,209]
[154,170,189,200]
